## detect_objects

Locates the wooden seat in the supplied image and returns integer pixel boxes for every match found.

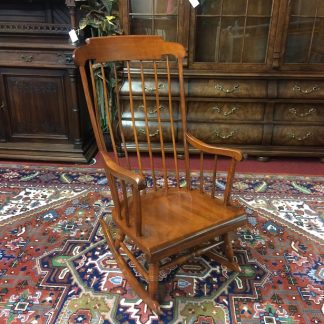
[116,188,246,255]
[73,35,247,315]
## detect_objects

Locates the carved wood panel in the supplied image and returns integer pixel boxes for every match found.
[2,69,69,141]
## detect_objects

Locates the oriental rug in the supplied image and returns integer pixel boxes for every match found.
[0,164,323,324]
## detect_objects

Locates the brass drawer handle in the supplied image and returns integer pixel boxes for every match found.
[137,104,167,115]
[212,105,239,116]
[138,129,160,137]
[0,100,4,110]
[292,84,320,94]
[144,83,165,93]
[21,55,34,62]
[215,83,240,93]
[289,131,311,141]
[289,107,316,118]
[213,130,236,139]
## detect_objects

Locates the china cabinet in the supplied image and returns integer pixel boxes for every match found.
[0,0,95,162]
[118,0,324,160]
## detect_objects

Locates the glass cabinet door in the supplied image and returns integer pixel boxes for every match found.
[283,0,324,66]
[121,0,184,43]
[190,0,277,69]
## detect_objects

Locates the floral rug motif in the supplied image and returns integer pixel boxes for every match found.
[0,164,323,323]
[241,197,324,244]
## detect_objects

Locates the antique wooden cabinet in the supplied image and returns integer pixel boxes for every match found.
[0,0,96,162]
[118,0,324,160]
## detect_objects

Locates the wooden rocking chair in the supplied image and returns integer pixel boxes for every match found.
[73,35,247,314]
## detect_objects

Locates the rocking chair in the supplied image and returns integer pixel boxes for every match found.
[73,35,247,314]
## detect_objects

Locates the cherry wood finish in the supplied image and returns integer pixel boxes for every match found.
[119,0,324,159]
[0,0,96,162]
[74,35,247,314]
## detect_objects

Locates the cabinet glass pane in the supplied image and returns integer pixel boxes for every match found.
[195,17,220,62]
[219,17,245,63]
[130,16,153,35]
[130,0,152,14]
[284,0,324,63]
[248,0,273,15]
[243,17,271,63]
[128,0,179,42]
[194,0,273,63]
[196,0,221,15]
[222,0,246,15]
[290,0,317,16]
[130,0,178,14]
[312,18,324,63]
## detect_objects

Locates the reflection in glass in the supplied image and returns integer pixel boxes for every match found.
[290,0,317,16]
[194,0,272,63]
[219,17,245,63]
[311,18,324,63]
[248,0,273,15]
[285,17,313,63]
[154,0,178,14]
[130,0,152,14]
[222,0,246,15]
[285,1,324,64]
[195,17,220,62]
[155,17,177,41]
[196,0,221,15]
[243,17,270,63]
[130,16,153,35]
[128,0,179,42]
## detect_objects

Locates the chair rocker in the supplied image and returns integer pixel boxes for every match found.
[73,35,247,315]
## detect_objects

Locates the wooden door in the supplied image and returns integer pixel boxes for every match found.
[1,68,70,144]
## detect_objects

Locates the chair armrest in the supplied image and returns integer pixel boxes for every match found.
[100,151,147,190]
[186,133,243,161]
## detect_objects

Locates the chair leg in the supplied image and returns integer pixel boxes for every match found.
[148,262,159,301]
[99,218,162,315]
[205,233,241,272]
[114,230,125,250]
[223,233,241,272]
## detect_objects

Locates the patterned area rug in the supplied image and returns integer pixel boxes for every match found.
[0,164,323,323]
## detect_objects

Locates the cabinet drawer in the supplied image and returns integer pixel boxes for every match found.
[120,79,180,96]
[121,121,177,142]
[187,123,263,145]
[272,126,324,146]
[187,102,265,121]
[0,50,73,66]
[274,104,324,122]
[121,100,179,120]
[278,80,324,98]
[188,79,267,98]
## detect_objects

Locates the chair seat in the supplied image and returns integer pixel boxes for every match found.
[113,188,246,257]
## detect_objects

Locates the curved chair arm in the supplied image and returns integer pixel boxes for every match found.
[186,133,243,161]
[101,151,147,190]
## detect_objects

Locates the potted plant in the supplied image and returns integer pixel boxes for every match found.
[77,0,122,150]
[78,0,121,38]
